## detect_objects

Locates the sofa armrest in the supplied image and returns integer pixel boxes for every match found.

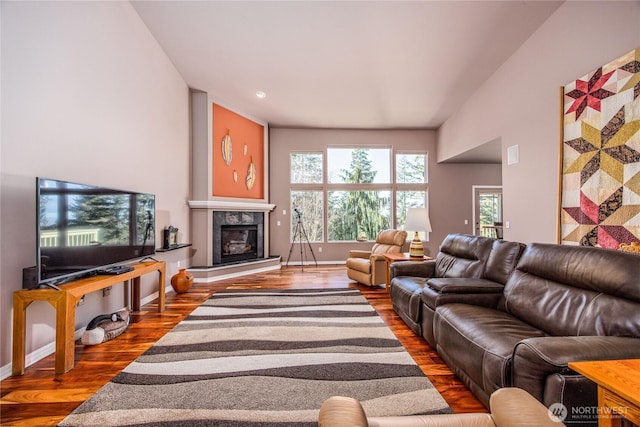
[512,336,640,400]
[371,254,388,286]
[426,277,504,294]
[370,253,386,262]
[348,250,372,259]
[318,389,564,427]
[318,396,367,427]
[490,387,565,427]
[390,260,436,280]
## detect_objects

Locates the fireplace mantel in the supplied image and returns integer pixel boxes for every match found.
[188,200,276,270]
[188,200,275,212]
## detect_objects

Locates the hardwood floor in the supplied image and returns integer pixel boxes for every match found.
[0,265,485,426]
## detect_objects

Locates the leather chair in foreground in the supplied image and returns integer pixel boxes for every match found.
[318,387,565,427]
[346,229,407,286]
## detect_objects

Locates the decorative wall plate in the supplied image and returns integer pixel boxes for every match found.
[246,156,257,189]
[222,130,232,165]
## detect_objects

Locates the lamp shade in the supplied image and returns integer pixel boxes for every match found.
[404,207,432,233]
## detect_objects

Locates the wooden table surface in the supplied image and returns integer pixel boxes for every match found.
[569,359,640,427]
[383,252,429,262]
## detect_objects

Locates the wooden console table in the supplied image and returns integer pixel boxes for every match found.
[12,260,166,375]
[569,359,640,427]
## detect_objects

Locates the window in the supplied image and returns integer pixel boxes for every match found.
[289,149,428,243]
[396,191,426,224]
[396,153,427,183]
[290,191,323,242]
[328,190,391,241]
[396,190,428,240]
[291,152,323,184]
[396,153,428,240]
[327,148,390,183]
[290,152,323,242]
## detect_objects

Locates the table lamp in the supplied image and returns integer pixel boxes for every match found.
[404,207,432,257]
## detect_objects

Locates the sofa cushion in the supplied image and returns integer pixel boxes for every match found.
[484,240,525,285]
[434,304,546,396]
[434,234,494,278]
[420,283,505,348]
[501,243,640,336]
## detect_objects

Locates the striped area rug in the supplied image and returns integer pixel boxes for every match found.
[60,288,451,426]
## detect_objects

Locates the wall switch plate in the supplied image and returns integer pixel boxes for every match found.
[277,220,281,226]
[464,219,468,225]
[282,209,287,215]
[318,247,322,253]
[505,221,510,228]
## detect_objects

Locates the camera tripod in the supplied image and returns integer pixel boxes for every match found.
[139,209,158,263]
[286,211,318,271]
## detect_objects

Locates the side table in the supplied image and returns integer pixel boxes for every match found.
[568,359,640,427]
[383,252,431,291]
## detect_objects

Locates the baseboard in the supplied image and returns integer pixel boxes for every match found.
[190,259,346,283]
[282,260,346,266]
[190,263,282,283]
[0,287,169,381]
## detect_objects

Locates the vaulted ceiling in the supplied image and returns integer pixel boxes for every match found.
[131,1,562,161]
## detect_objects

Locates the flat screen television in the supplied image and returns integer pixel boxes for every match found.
[29,177,156,289]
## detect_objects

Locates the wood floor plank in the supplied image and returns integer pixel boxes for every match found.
[0,265,485,426]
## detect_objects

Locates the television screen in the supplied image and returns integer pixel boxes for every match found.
[33,178,155,288]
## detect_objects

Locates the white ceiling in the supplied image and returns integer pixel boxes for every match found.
[131,1,561,160]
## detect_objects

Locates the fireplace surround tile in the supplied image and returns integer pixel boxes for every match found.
[213,211,264,265]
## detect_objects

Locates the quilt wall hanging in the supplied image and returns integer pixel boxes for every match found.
[560,48,640,248]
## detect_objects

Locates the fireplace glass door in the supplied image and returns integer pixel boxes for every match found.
[220,224,258,264]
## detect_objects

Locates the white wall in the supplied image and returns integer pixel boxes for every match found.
[0,2,190,373]
[437,1,640,244]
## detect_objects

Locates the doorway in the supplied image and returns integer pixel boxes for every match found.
[473,186,503,238]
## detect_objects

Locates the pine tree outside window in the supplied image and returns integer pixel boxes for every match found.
[396,153,428,241]
[289,149,427,243]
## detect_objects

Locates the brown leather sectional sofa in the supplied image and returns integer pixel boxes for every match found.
[389,233,640,426]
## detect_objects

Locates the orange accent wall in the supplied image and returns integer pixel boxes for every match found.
[212,103,264,199]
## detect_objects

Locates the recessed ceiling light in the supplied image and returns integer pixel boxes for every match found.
[256,90,267,99]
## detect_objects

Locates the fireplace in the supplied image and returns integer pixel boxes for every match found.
[221,224,258,263]
[213,211,264,265]
[188,199,275,273]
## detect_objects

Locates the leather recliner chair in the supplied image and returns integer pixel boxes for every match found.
[318,387,566,427]
[346,229,407,286]
[388,234,497,336]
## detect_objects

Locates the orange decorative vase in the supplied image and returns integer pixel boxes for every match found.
[170,268,193,293]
